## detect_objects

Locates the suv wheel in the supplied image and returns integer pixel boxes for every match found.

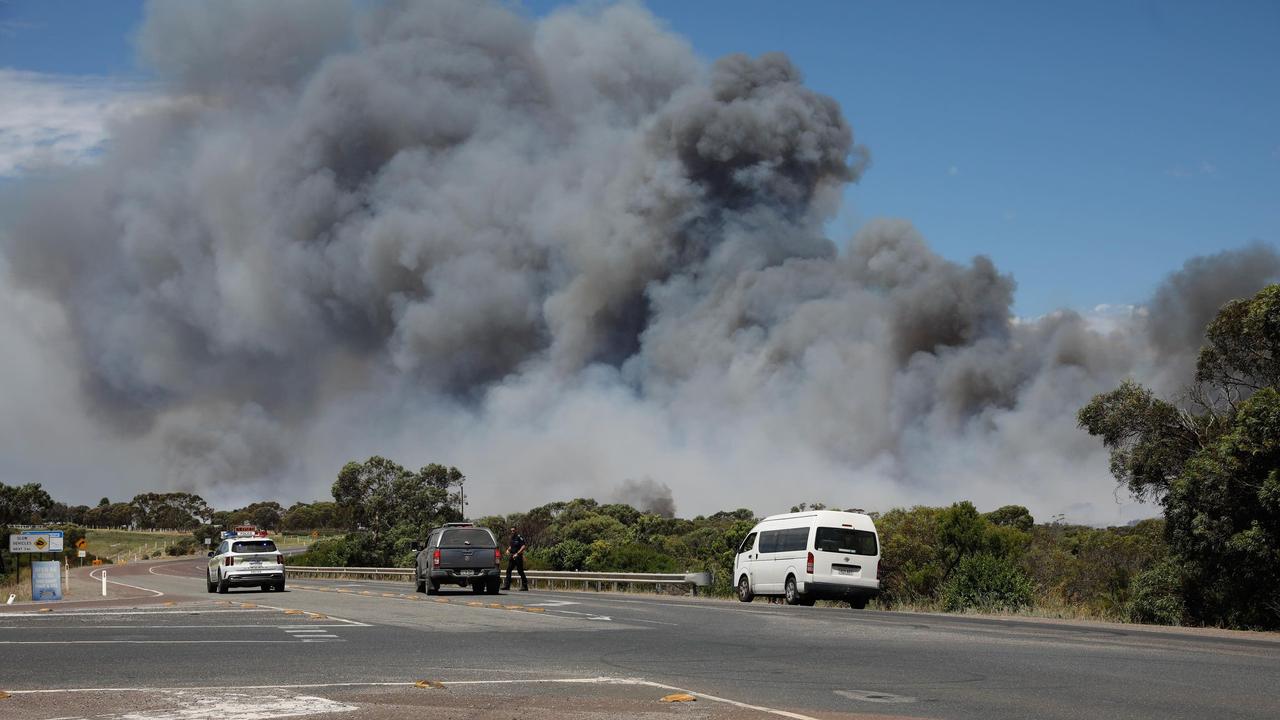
[736,575,754,603]
[216,576,229,594]
[206,572,216,594]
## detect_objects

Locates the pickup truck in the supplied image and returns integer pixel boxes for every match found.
[414,523,502,595]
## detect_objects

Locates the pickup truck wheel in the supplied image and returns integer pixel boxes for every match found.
[488,580,501,595]
[471,582,484,594]
[426,580,439,595]
[416,576,426,593]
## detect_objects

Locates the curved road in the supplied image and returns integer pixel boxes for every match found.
[2,556,1277,720]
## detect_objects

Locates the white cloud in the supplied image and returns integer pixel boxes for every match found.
[0,69,152,177]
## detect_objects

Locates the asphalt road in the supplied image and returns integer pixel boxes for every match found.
[2,557,1277,720]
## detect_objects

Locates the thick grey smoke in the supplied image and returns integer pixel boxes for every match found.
[613,478,676,518]
[1,0,1277,523]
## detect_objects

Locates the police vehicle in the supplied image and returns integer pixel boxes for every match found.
[206,526,286,593]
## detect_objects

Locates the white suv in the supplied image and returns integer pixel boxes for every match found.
[207,536,286,593]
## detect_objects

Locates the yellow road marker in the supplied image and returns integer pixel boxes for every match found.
[240,603,257,609]
[505,605,524,610]
[413,680,446,689]
[307,612,328,620]
[38,607,52,613]
[283,609,304,615]
[660,693,697,703]
[525,607,545,613]
[466,601,483,607]
[0,690,10,699]
[487,603,503,609]
[433,598,449,604]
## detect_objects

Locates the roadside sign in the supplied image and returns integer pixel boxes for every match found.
[75,538,87,550]
[9,531,64,553]
[203,537,212,545]
[91,559,103,566]
[31,560,62,601]
[311,530,319,538]
[77,550,87,558]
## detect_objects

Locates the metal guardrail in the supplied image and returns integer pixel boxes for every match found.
[286,566,713,594]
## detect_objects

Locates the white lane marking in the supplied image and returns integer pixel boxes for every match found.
[3,677,822,719]
[525,600,578,607]
[0,609,277,617]
[555,610,612,621]
[53,690,358,720]
[835,688,917,703]
[89,568,165,598]
[1,623,354,630]
[0,640,305,644]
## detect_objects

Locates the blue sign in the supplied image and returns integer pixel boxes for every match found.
[31,560,62,601]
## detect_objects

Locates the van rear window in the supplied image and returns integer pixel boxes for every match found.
[814,527,877,556]
[439,529,495,548]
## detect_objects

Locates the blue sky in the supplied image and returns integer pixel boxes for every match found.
[2,0,1277,317]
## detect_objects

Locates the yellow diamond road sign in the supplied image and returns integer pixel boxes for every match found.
[33,536,48,551]
[76,538,87,550]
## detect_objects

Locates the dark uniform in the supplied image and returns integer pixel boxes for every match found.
[503,528,528,591]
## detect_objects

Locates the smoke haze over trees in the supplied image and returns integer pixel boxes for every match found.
[0,0,1278,524]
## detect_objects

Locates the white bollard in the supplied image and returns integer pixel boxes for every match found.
[101,570,107,597]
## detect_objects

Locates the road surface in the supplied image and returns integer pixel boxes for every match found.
[1,556,1277,720]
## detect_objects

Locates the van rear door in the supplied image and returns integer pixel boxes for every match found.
[812,526,878,583]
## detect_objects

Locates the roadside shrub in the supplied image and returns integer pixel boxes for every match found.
[166,537,199,556]
[941,553,1034,612]
[547,539,590,571]
[1127,558,1185,626]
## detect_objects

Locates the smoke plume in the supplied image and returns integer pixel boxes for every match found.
[1,0,1277,524]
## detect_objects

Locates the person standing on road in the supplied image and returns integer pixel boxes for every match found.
[502,526,528,591]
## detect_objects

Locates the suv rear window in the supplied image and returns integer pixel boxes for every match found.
[439,529,495,548]
[814,527,877,556]
[231,540,278,553]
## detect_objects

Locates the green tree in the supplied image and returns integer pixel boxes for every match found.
[0,482,54,525]
[1080,284,1280,629]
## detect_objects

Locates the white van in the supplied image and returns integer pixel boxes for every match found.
[733,510,880,608]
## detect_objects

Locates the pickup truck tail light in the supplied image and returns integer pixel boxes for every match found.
[494,548,502,564]
[432,549,441,568]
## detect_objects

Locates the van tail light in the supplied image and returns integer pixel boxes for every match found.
[224,557,234,566]
[875,564,880,580]
[806,552,814,574]
[275,554,284,565]
[432,549,441,568]
[494,548,502,564]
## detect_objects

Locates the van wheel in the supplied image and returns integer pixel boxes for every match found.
[736,576,754,603]
[849,597,867,610]
[784,576,801,605]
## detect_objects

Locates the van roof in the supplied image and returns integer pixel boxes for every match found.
[758,509,876,528]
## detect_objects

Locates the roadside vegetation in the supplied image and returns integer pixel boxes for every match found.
[2,285,1276,628]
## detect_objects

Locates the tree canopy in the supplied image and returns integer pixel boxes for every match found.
[1080,284,1280,629]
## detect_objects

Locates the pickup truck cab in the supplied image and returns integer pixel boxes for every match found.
[414,523,502,595]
